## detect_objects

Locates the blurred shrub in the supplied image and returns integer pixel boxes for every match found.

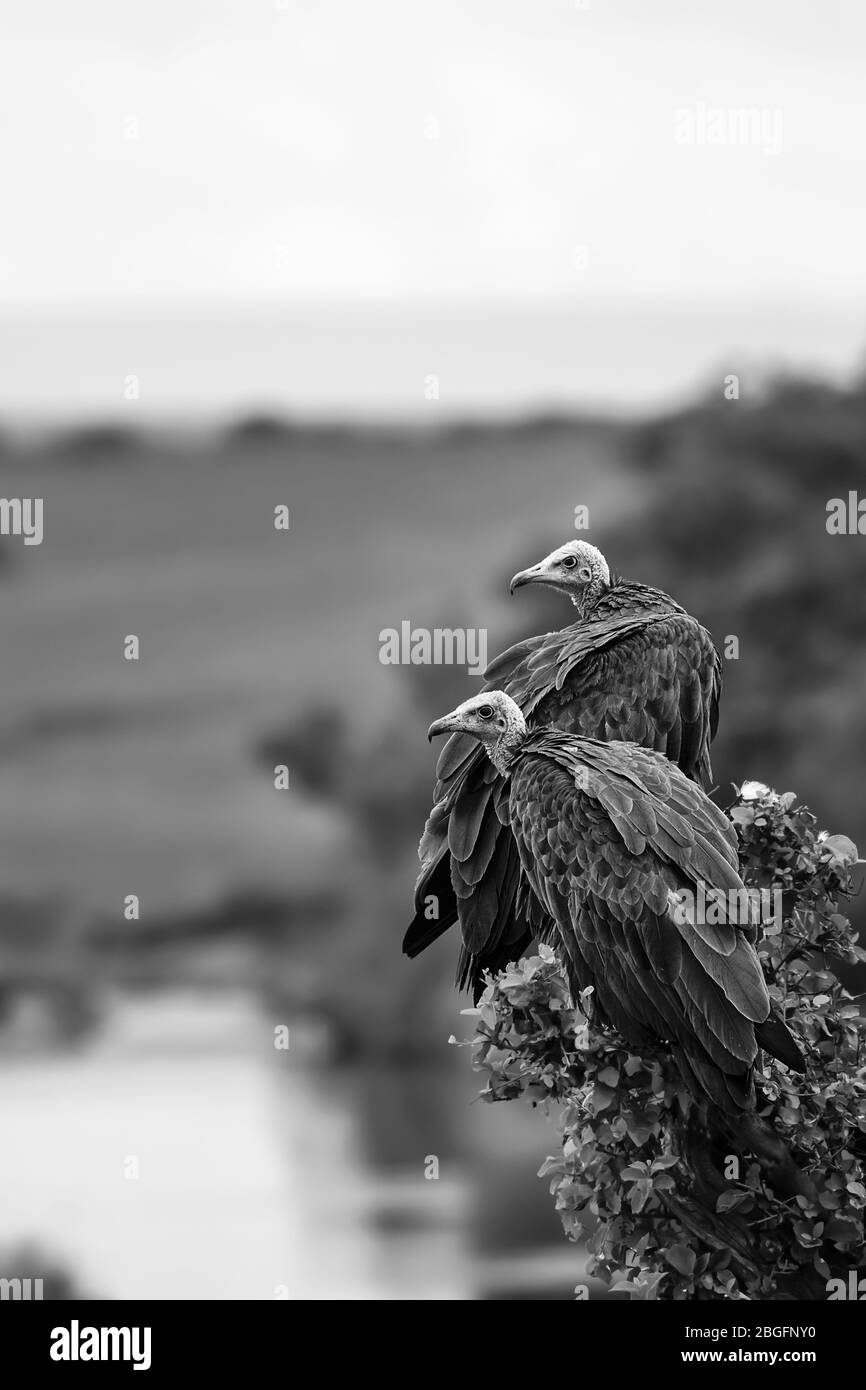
[614,377,866,933]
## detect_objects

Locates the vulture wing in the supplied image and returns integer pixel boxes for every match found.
[507,732,797,1115]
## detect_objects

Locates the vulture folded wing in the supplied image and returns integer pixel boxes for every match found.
[539,614,722,788]
[482,632,549,687]
[508,740,769,1111]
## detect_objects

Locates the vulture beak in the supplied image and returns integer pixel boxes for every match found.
[509,562,546,594]
[427,711,461,742]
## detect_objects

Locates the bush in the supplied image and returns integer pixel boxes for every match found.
[464,785,866,1300]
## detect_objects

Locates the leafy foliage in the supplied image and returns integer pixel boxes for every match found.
[465,785,866,1299]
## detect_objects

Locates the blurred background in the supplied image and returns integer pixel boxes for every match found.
[1,0,865,1299]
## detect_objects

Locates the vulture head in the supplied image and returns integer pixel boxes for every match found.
[509,540,611,613]
[428,690,526,775]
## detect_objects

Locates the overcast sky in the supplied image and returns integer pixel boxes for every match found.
[2,0,864,419]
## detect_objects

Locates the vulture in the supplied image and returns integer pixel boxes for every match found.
[405,541,722,997]
[426,690,807,1189]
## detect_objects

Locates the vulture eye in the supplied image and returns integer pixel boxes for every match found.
[561,555,578,569]
[478,704,494,720]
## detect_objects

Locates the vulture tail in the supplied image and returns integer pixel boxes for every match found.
[403,853,457,958]
[725,1110,815,1201]
[671,1046,813,1199]
[754,1009,805,1071]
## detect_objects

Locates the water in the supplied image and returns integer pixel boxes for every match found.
[0,991,578,1299]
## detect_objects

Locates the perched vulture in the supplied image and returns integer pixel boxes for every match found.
[426,690,807,1186]
[405,541,722,996]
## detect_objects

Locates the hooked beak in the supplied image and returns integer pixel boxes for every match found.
[509,562,548,594]
[427,711,461,742]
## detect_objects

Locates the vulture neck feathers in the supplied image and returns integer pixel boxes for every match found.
[571,588,600,617]
[483,698,528,777]
[571,572,615,617]
[489,725,525,777]
[579,576,685,621]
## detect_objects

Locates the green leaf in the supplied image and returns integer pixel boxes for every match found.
[716,1190,750,1214]
[666,1244,696,1276]
[821,835,858,866]
[620,1164,648,1181]
[623,1111,656,1146]
[588,1083,615,1114]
